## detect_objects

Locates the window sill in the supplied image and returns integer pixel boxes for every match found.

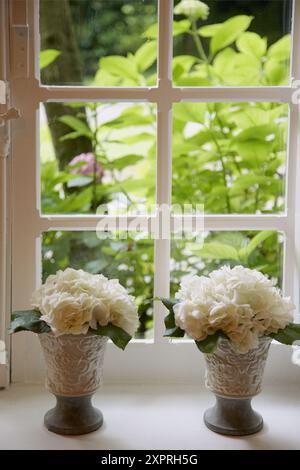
[0,383,300,450]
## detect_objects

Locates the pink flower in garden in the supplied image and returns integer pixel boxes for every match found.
[69,153,104,182]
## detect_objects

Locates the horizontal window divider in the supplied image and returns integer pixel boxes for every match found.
[202,215,288,231]
[174,86,293,103]
[39,86,160,103]
[39,214,288,233]
[39,214,156,232]
[37,85,294,104]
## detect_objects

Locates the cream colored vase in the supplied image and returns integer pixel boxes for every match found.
[39,333,108,435]
[203,336,271,436]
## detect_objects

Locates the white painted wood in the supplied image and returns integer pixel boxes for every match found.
[282,0,300,300]
[10,0,42,383]
[39,214,289,232]
[1,382,300,449]
[290,0,300,319]
[40,86,294,103]
[0,0,10,388]
[153,0,173,342]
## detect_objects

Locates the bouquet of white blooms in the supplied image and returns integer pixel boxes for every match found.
[10,268,139,349]
[161,265,300,353]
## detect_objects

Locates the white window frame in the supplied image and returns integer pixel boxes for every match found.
[3,0,300,384]
[0,0,10,388]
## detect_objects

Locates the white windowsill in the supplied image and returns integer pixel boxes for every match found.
[0,383,300,450]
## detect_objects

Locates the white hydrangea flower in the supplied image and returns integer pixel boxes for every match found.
[174,0,209,20]
[174,266,294,353]
[32,268,139,336]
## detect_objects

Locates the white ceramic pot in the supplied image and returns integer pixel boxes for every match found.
[39,333,108,435]
[203,336,271,436]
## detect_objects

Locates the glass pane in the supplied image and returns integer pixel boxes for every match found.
[173,0,292,86]
[172,101,288,214]
[42,231,154,339]
[40,102,156,214]
[171,230,284,299]
[40,0,158,86]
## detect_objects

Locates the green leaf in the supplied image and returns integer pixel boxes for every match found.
[110,154,144,171]
[84,259,109,274]
[143,20,191,39]
[135,41,157,72]
[173,103,206,122]
[92,322,131,350]
[172,55,197,75]
[175,75,211,86]
[103,113,154,128]
[59,116,92,138]
[267,35,291,61]
[160,298,185,338]
[60,131,83,142]
[192,242,239,261]
[99,56,140,82]
[239,231,274,262]
[110,133,154,144]
[211,15,254,55]
[195,331,225,353]
[198,24,222,38]
[236,32,267,58]
[40,49,61,69]
[268,323,300,345]
[161,298,177,317]
[212,232,245,250]
[235,141,272,165]
[143,23,158,39]
[229,175,273,194]
[173,19,191,36]
[9,310,51,334]
[234,124,276,142]
[67,176,93,188]
[265,58,288,85]
[228,107,269,129]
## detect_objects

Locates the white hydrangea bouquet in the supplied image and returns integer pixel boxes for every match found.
[161,266,300,354]
[9,268,139,349]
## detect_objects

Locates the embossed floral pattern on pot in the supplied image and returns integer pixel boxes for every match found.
[39,333,108,397]
[204,336,271,399]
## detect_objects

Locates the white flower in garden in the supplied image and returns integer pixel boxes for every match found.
[32,268,139,336]
[174,266,294,353]
[174,0,209,20]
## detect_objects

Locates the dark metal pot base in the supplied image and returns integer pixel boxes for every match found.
[204,396,263,436]
[44,394,103,435]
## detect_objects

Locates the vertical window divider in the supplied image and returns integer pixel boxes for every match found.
[153,0,174,343]
[0,0,10,388]
[287,0,300,318]
[10,0,42,383]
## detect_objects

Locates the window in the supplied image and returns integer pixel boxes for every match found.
[4,0,300,383]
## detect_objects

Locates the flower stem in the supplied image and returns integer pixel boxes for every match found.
[190,19,208,62]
